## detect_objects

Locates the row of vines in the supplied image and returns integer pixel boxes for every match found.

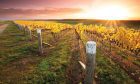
[15,20,140,56]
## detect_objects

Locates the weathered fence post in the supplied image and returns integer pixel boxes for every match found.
[37,29,43,54]
[19,25,22,30]
[85,41,96,84]
[16,24,22,30]
[28,28,32,40]
[23,26,27,35]
[24,27,26,35]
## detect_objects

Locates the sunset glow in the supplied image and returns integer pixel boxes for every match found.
[93,5,130,20]
[75,5,131,20]
[0,0,140,20]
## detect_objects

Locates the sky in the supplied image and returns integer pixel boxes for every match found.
[0,0,140,20]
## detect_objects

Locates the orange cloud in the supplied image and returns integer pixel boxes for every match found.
[0,8,83,19]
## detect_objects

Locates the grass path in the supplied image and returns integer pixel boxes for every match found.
[0,24,8,34]
[0,22,45,83]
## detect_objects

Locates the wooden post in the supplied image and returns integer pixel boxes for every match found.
[17,24,22,30]
[85,41,96,84]
[24,27,26,35]
[19,25,22,30]
[110,40,112,52]
[20,25,23,31]
[29,29,32,40]
[37,29,43,54]
[28,28,32,40]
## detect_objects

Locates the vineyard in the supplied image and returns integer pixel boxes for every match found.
[0,20,140,83]
[15,20,140,56]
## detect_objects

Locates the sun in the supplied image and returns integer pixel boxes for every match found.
[93,5,130,20]
[75,5,130,20]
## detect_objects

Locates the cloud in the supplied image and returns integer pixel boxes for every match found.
[0,0,140,20]
[0,8,83,19]
[0,0,93,8]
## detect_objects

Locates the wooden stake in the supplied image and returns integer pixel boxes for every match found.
[28,28,32,40]
[37,29,43,54]
[85,41,96,84]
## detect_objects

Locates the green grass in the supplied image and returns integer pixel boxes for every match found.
[21,30,74,84]
[0,21,43,83]
[26,40,70,83]
[96,49,136,84]
[0,22,72,83]
[0,21,137,84]
[0,21,38,65]
[133,60,140,67]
